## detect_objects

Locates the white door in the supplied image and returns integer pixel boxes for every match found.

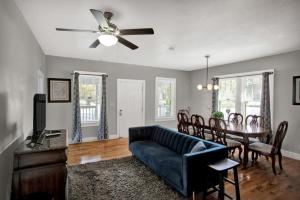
[117,79,145,138]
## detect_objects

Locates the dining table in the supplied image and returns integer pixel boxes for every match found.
[186,118,270,168]
[223,122,269,168]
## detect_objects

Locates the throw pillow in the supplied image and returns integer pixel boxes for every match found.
[190,141,207,153]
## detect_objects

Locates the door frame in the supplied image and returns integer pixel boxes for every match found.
[117,79,146,138]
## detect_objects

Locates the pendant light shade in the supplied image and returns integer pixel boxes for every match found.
[207,83,213,90]
[214,84,219,90]
[197,84,203,90]
[197,55,219,91]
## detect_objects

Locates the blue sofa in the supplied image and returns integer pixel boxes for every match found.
[129,125,228,197]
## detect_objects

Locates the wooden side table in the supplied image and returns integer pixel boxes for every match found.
[203,158,240,200]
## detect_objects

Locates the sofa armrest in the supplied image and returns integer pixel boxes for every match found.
[182,145,228,195]
[128,126,155,145]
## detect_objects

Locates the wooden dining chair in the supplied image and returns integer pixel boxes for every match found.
[191,114,213,141]
[178,109,190,118]
[177,112,189,134]
[249,121,288,175]
[228,113,243,125]
[245,115,264,127]
[190,114,206,139]
[229,115,265,145]
[226,113,244,144]
[209,118,243,162]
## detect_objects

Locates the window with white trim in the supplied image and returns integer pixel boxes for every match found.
[218,71,273,120]
[79,75,102,124]
[155,77,176,121]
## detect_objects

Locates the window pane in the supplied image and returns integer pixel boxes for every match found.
[79,75,102,123]
[217,75,262,119]
[158,81,171,117]
[218,78,237,119]
[219,100,236,119]
[241,75,262,117]
[156,78,176,119]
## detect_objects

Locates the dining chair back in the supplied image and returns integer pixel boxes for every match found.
[245,115,264,127]
[190,114,205,138]
[228,113,243,125]
[177,112,189,134]
[209,118,227,145]
[271,121,288,154]
[178,109,190,118]
[209,117,243,162]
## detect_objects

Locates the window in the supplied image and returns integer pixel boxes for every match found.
[218,72,273,120]
[79,75,102,124]
[155,77,176,121]
[241,75,262,117]
[218,78,237,118]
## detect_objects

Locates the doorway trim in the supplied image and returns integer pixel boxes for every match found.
[117,79,146,138]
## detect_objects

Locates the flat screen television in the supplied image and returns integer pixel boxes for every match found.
[32,94,46,143]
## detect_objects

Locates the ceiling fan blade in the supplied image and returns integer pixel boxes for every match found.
[89,39,100,48]
[119,28,154,35]
[56,28,98,33]
[90,9,109,28]
[116,36,138,50]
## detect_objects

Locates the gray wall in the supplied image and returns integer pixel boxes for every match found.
[0,0,45,199]
[45,56,190,140]
[189,50,300,154]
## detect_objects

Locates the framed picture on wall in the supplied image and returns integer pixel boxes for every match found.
[293,76,300,105]
[48,78,71,103]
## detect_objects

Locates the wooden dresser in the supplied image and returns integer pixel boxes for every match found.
[11,130,68,200]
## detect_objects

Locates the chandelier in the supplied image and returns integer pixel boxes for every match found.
[197,55,219,91]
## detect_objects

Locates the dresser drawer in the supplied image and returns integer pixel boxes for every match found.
[12,163,67,200]
[14,149,67,170]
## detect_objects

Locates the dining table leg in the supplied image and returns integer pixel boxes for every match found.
[243,136,250,168]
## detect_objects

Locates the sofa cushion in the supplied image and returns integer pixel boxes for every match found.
[151,127,199,155]
[190,141,207,153]
[130,140,183,188]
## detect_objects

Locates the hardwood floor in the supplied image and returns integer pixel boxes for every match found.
[68,138,300,200]
[68,138,131,165]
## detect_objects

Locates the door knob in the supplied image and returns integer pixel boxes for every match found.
[119,109,123,116]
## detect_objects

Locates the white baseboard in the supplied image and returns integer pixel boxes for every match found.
[109,134,119,139]
[82,137,98,142]
[281,149,300,160]
[81,135,120,142]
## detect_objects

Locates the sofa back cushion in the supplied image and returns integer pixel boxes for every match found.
[151,126,201,155]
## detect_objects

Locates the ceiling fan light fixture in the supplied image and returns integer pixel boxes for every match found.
[98,34,118,46]
[56,9,154,49]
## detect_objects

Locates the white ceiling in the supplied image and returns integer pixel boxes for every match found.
[15,0,300,70]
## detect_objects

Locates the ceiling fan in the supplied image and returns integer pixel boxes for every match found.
[56,9,154,50]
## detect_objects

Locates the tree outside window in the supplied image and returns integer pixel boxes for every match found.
[155,77,176,121]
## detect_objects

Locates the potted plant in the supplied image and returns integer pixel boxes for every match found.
[212,111,224,119]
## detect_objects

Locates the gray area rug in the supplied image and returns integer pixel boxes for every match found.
[68,156,186,200]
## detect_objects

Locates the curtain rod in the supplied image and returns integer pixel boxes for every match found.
[214,72,273,80]
[70,72,108,77]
